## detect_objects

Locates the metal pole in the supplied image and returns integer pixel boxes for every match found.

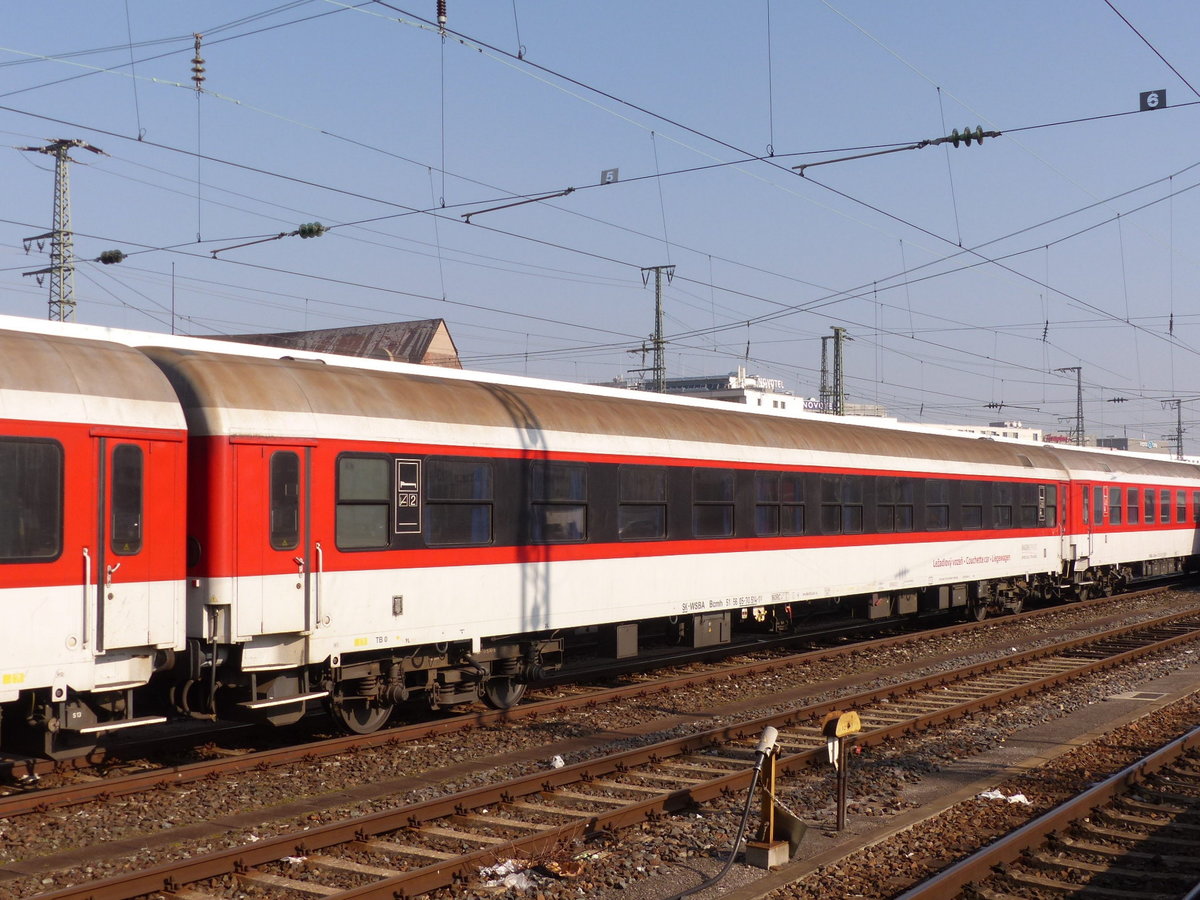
[836,736,848,831]
[19,139,105,321]
[641,265,675,393]
[1055,366,1083,445]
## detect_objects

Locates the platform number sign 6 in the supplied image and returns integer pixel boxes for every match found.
[1140,89,1167,111]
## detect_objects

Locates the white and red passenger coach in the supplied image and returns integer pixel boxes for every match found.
[0,327,186,757]
[1,315,1198,756]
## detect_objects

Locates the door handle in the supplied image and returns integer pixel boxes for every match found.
[105,562,121,586]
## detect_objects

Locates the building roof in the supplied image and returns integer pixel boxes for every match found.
[215,319,461,368]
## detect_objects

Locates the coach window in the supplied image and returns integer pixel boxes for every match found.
[870,477,916,532]
[820,474,843,534]
[1091,486,1104,527]
[1159,490,1171,525]
[336,455,391,550]
[754,472,780,536]
[1194,491,1200,524]
[755,471,806,536]
[993,482,1013,528]
[1082,488,1090,527]
[269,451,300,551]
[1176,490,1188,524]
[841,475,864,534]
[875,477,894,533]
[0,438,62,561]
[618,466,666,540]
[693,468,734,537]
[961,481,983,529]
[426,458,493,546]
[1044,484,1058,526]
[529,461,587,543]
[1020,483,1043,528]
[1108,487,1122,526]
[1127,488,1139,525]
[925,479,949,531]
[1144,488,1155,524]
[781,472,806,534]
[110,444,144,555]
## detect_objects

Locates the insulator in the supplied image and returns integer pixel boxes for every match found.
[437,0,447,24]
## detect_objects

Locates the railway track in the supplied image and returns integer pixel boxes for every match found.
[896,725,1200,900]
[0,589,1179,817]
[26,607,1200,899]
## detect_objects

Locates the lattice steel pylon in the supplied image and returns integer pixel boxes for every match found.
[20,139,106,321]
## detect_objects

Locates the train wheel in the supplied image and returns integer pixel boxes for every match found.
[328,698,393,735]
[482,677,527,710]
[969,600,989,622]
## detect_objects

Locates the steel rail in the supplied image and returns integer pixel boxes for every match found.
[28,610,1200,900]
[893,724,1200,900]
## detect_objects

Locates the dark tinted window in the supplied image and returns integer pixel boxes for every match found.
[337,455,390,549]
[529,462,587,543]
[1020,483,1043,529]
[693,469,734,537]
[961,481,982,530]
[1108,487,1122,526]
[269,451,300,550]
[694,469,734,502]
[925,479,949,531]
[755,471,805,537]
[426,458,492,546]
[0,438,62,561]
[619,466,666,541]
[530,461,586,502]
[1127,487,1139,524]
[110,444,143,555]
[877,476,914,533]
[994,482,1013,528]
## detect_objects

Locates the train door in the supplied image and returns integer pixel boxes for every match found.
[1061,481,1083,565]
[96,435,181,652]
[232,442,311,636]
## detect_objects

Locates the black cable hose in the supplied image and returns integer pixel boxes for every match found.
[665,734,775,900]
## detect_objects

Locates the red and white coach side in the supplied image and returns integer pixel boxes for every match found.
[3,314,1199,753]
[1052,446,1200,597]
[0,328,186,757]
[139,343,1081,733]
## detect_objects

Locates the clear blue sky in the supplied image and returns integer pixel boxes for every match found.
[2,2,1198,445]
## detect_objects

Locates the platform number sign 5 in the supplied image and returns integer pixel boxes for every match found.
[1140,89,1167,111]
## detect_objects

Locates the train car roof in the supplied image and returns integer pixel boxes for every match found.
[0,326,185,430]
[5,316,1196,481]
[1029,440,1200,482]
[135,342,1074,477]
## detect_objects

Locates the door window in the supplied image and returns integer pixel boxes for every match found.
[269,451,300,550]
[110,443,143,555]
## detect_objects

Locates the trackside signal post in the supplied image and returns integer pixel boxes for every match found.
[822,709,862,831]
